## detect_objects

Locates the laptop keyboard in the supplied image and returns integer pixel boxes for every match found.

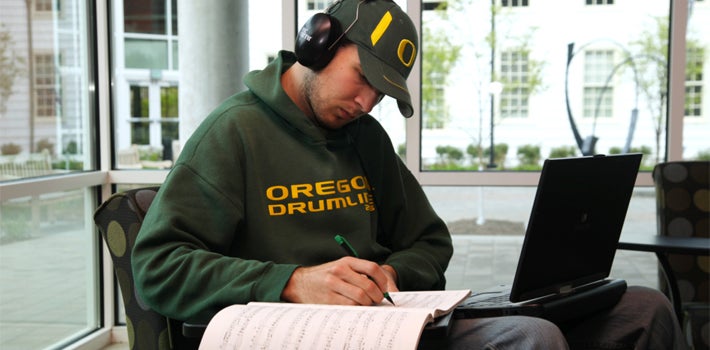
[462,292,511,307]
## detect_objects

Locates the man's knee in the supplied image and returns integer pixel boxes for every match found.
[623,286,675,318]
[450,316,568,349]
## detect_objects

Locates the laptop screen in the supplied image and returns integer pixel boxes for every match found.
[509,154,642,302]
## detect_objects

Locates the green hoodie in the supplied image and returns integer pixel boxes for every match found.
[132,51,453,323]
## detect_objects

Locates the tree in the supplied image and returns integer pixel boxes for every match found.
[422,3,461,130]
[0,23,25,116]
[629,16,702,163]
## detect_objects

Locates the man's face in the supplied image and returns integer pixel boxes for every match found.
[303,44,383,130]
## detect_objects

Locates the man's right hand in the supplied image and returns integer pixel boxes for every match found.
[280,257,398,305]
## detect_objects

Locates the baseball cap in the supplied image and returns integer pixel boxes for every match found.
[328,0,418,118]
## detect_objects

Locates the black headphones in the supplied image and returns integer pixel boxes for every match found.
[295,12,343,70]
[296,0,377,70]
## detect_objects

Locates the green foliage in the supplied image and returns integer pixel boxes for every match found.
[53,160,83,170]
[515,163,543,171]
[397,143,406,159]
[517,144,541,167]
[421,5,462,129]
[549,145,577,159]
[428,163,479,171]
[608,145,651,155]
[64,141,78,155]
[138,148,161,161]
[466,144,482,163]
[161,86,178,117]
[696,149,710,161]
[498,39,547,99]
[436,145,464,161]
[628,16,702,162]
[483,143,509,168]
[630,145,652,155]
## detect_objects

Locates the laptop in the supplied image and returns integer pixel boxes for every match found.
[454,153,642,324]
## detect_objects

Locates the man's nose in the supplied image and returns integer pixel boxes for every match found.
[356,87,383,114]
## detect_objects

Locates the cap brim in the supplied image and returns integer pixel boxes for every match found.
[357,46,414,118]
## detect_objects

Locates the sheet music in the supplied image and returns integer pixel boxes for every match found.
[199,303,430,350]
[382,290,471,316]
[198,290,471,350]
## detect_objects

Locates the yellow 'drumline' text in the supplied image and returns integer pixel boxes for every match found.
[266,175,376,215]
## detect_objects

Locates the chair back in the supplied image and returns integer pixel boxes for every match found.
[653,161,709,349]
[94,187,187,350]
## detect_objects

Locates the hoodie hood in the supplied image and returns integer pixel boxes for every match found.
[243,50,352,147]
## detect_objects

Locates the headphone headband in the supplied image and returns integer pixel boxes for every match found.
[295,0,367,70]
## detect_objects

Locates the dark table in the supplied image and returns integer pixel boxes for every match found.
[617,234,710,322]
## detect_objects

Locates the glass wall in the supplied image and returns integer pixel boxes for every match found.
[685,0,709,159]
[415,0,708,292]
[112,0,180,170]
[418,0,708,171]
[112,1,283,171]
[105,0,285,330]
[0,188,98,349]
[0,0,96,178]
[0,0,100,349]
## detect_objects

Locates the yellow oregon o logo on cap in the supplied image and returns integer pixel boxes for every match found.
[398,40,416,67]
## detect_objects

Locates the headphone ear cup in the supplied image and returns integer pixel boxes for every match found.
[295,13,343,70]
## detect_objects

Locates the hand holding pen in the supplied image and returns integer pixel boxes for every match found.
[335,234,396,305]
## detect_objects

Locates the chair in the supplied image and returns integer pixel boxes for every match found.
[94,187,200,350]
[653,161,709,349]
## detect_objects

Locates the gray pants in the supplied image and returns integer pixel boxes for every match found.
[448,286,686,350]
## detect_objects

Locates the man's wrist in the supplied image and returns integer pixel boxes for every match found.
[381,264,398,286]
[281,266,302,302]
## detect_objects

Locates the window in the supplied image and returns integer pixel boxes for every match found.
[115,0,180,169]
[685,46,704,117]
[129,85,149,144]
[424,84,446,129]
[500,50,530,118]
[683,1,708,159]
[420,1,688,171]
[123,0,177,70]
[35,0,54,12]
[124,0,168,34]
[502,0,529,7]
[307,0,330,11]
[0,0,99,349]
[34,53,57,118]
[586,0,614,5]
[583,50,615,119]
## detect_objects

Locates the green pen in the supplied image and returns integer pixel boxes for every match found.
[334,234,395,306]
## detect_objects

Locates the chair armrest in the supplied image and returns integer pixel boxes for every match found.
[182,322,207,339]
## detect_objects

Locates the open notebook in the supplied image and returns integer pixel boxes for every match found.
[454,153,642,324]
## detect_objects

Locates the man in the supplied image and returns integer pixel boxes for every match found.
[133,0,683,348]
